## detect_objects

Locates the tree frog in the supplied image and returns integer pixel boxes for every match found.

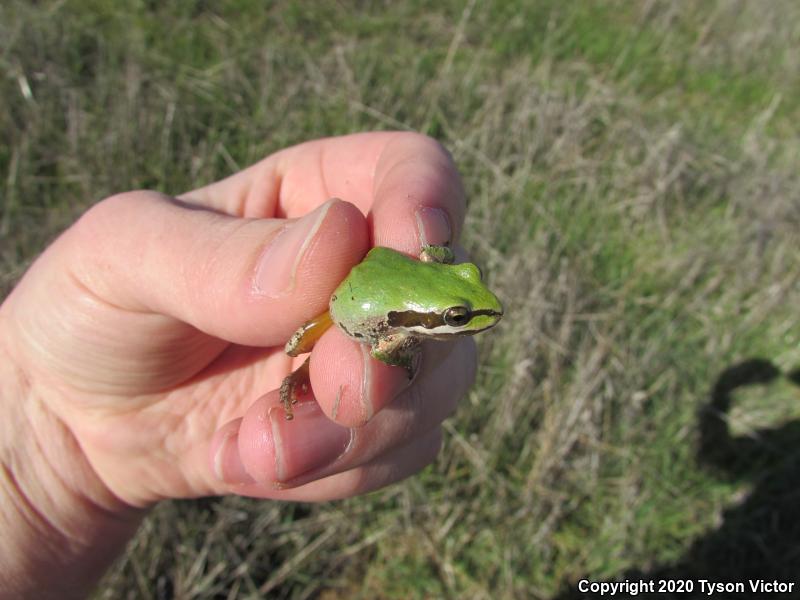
[279,245,503,419]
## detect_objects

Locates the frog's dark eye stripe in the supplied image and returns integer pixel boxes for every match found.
[388,307,500,330]
[387,311,445,329]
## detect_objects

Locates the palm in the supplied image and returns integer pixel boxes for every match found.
[8,132,465,506]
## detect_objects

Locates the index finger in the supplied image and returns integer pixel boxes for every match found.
[369,133,466,256]
[181,132,466,255]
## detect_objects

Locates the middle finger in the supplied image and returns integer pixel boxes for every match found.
[230,337,476,488]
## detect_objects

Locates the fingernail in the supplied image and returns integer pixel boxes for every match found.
[415,206,451,246]
[270,401,352,482]
[360,344,414,423]
[360,345,374,423]
[213,430,255,484]
[254,200,334,297]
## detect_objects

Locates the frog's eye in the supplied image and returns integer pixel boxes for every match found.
[444,306,471,327]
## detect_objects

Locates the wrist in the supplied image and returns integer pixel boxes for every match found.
[0,328,144,599]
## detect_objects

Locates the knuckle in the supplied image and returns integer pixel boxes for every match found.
[73,190,164,237]
[404,131,452,157]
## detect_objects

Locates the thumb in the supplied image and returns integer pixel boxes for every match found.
[33,192,368,346]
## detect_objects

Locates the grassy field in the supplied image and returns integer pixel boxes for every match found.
[3,1,800,598]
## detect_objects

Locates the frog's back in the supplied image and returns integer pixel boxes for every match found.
[329,246,503,343]
[329,247,428,334]
[352,246,416,279]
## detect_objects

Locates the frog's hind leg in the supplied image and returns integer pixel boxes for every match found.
[279,356,311,420]
[280,311,333,420]
[285,311,333,356]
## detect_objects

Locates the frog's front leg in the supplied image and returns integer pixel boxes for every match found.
[420,245,455,264]
[280,311,333,420]
[370,333,421,379]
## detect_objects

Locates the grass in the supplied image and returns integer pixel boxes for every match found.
[2,0,800,598]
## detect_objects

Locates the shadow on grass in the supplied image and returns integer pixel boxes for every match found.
[557,358,800,599]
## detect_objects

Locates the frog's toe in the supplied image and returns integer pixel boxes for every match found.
[279,357,311,420]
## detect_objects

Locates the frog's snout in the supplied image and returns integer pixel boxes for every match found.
[492,297,504,319]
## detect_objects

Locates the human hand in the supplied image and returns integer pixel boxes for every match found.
[0,133,474,528]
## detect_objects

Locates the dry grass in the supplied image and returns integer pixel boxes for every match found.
[2,1,799,598]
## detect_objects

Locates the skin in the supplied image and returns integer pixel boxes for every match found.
[0,132,478,598]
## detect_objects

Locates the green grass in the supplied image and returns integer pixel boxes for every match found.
[2,0,800,598]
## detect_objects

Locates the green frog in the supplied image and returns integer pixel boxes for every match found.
[279,245,503,419]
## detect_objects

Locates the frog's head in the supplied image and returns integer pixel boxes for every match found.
[388,261,503,338]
